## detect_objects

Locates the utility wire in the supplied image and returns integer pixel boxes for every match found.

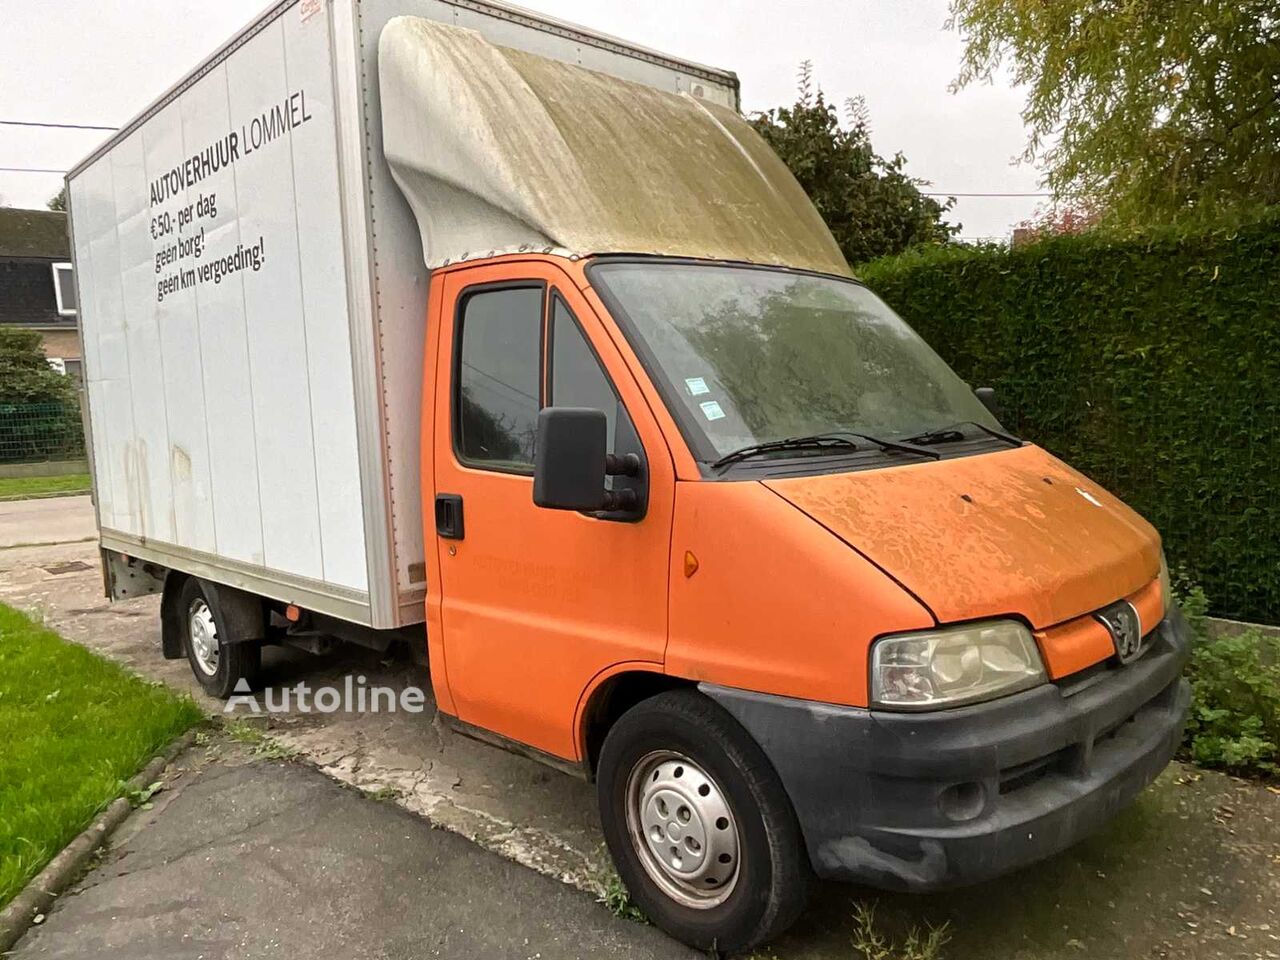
[1,119,118,131]
[2,124,1056,197]
[0,164,1059,197]
[923,192,1052,198]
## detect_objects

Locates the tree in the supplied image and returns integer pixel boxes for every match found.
[752,64,959,265]
[948,0,1280,225]
[0,327,83,463]
[47,186,67,212]
[1012,199,1104,245]
[0,328,76,407]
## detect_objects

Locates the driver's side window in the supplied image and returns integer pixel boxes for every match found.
[546,294,643,491]
[548,295,623,453]
[455,285,543,473]
[454,285,638,474]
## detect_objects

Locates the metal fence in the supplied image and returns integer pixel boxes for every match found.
[0,402,86,464]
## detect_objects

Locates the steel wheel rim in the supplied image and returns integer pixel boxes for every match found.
[624,750,741,909]
[188,598,220,676]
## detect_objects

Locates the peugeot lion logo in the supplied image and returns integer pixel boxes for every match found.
[1094,600,1144,663]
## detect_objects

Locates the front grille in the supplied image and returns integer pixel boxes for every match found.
[998,748,1068,794]
[998,671,1175,797]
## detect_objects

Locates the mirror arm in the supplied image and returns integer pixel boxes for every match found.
[605,453,642,478]
[602,488,639,512]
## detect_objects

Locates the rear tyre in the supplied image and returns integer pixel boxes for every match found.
[180,578,261,698]
[596,689,810,953]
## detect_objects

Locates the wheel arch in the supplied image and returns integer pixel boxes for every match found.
[160,572,267,660]
[576,665,693,776]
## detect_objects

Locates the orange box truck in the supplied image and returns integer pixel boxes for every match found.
[67,0,1190,951]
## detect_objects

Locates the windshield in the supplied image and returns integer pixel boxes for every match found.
[590,261,1000,461]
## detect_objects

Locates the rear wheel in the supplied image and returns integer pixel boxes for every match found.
[180,578,261,698]
[596,689,810,953]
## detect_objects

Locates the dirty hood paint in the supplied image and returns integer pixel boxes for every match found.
[764,445,1161,629]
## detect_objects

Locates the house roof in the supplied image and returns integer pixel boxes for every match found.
[0,208,69,260]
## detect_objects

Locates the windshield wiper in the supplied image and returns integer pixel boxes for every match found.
[902,421,1022,447]
[819,431,943,461]
[712,435,860,469]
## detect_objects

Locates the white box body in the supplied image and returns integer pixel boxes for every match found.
[68,0,737,628]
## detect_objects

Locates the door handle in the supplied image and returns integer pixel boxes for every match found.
[435,494,465,540]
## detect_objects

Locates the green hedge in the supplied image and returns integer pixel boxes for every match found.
[858,211,1280,624]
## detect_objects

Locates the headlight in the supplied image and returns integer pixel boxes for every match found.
[1158,549,1172,617]
[870,620,1046,711]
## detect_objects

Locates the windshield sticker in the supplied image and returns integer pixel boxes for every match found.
[699,400,726,421]
[684,376,710,396]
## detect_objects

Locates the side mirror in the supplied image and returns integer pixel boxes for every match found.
[534,408,609,511]
[974,386,1001,420]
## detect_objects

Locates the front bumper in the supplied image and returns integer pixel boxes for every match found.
[702,607,1192,891]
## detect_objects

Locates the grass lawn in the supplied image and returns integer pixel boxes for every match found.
[0,603,201,908]
[0,474,91,500]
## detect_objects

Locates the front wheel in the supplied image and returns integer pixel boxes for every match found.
[180,578,261,698]
[596,689,810,953]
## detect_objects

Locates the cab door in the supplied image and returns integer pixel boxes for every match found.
[430,260,675,760]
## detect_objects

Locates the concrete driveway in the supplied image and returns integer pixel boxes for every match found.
[2,497,1278,958]
[0,494,96,548]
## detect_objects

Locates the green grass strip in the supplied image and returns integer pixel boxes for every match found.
[0,603,202,907]
[0,474,91,500]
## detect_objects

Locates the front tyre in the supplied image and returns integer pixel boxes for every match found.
[596,690,810,953]
[180,578,261,699]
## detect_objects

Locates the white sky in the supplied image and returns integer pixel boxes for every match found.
[0,0,1045,240]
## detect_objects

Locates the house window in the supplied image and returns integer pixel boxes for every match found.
[51,262,76,317]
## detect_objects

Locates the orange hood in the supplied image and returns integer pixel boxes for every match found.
[764,445,1161,629]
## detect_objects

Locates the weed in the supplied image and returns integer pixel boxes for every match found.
[223,718,299,760]
[1184,629,1279,775]
[122,779,164,809]
[224,717,267,745]
[363,784,403,802]
[251,738,300,761]
[850,902,950,960]
[1175,580,1280,777]
[594,864,647,924]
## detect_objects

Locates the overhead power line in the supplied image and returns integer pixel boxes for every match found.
[1,119,118,132]
[923,192,1053,198]
[0,164,1059,196]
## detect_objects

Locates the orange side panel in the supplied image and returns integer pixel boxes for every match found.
[420,271,456,717]
[429,257,675,760]
[666,481,934,708]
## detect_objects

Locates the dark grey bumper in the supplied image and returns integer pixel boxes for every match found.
[702,608,1192,891]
